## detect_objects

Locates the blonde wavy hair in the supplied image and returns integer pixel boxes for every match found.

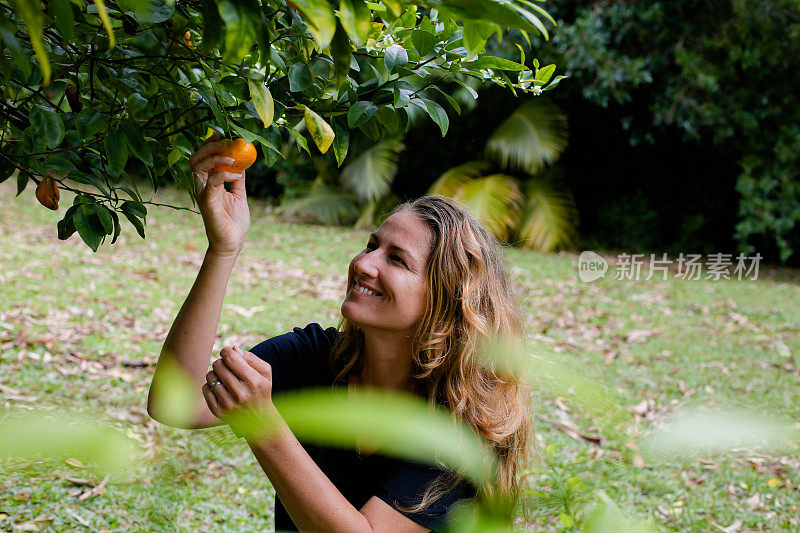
[329,195,533,515]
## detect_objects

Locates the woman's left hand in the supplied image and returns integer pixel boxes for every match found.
[202,346,276,436]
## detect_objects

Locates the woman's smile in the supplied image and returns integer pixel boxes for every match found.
[341,211,430,334]
[351,280,382,297]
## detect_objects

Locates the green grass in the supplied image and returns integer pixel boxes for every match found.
[2,179,799,531]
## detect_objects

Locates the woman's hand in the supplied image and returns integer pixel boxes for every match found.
[201,346,278,437]
[189,132,251,256]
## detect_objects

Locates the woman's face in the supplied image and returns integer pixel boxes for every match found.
[341,210,431,335]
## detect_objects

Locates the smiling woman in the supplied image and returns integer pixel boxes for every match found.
[147,136,532,532]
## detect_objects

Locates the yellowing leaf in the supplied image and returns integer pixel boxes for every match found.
[14,516,54,532]
[304,106,335,154]
[92,0,115,48]
[65,457,85,468]
[248,80,274,128]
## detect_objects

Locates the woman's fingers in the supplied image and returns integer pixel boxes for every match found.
[222,347,261,384]
[189,138,229,169]
[206,170,243,190]
[201,383,222,418]
[192,155,235,177]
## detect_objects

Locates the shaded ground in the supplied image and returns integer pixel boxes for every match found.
[1,180,799,531]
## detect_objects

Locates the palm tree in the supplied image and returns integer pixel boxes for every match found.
[428,98,578,252]
[281,139,405,226]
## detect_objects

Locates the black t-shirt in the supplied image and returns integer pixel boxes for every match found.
[247,323,477,532]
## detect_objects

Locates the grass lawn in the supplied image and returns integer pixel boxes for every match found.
[1,179,799,531]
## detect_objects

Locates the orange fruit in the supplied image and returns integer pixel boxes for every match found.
[184,31,191,40]
[214,138,257,173]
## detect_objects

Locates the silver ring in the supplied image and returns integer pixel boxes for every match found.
[208,379,222,389]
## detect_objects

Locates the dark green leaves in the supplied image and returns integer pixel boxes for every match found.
[384,44,408,74]
[411,30,436,57]
[75,109,107,140]
[104,126,128,175]
[417,98,449,136]
[347,101,378,128]
[331,116,349,167]
[200,0,223,53]
[58,196,124,252]
[29,106,64,149]
[288,63,312,92]
[120,121,152,166]
[121,200,147,237]
[48,0,74,43]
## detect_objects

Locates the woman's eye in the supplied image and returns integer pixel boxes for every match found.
[391,255,407,266]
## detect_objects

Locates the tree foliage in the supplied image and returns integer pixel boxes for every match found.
[0,0,560,251]
[540,0,800,262]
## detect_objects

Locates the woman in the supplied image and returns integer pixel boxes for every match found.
[147,134,533,532]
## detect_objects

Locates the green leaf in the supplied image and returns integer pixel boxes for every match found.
[92,0,116,48]
[248,80,274,128]
[218,0,259,63]
[287,126,310,156]
[411,29,436,57]
[462,20,495,57]
[104,126,128,175]
[304,106,335,154]
[535,64,556,84]
[48,0,74,43]
[330,22,352,90]
[29,106,65,149]
[167,148,182,167]
[416,98,449,136]
[74,205,103,252]
[331,116,349,167]
[125,93,148,115]
[464,56,527,72]
[288,63,312,92]
[375,106,399,132]
[75,109,107,140]
[133,0,174,23]
[339,0,370,46]
[120,122,153,167]
[94,204,114,235]
[383,44,408,74]
[431,86,461,115]
[347,101,377,128]
[110,210,121,244]
[0,28,31,78]
[16,171,29,197]
[11,0,50,84]
[289,0,336,48]
[57,206,78,240]
[200,0,223,53]
[121,200,147,238]
[196,86,226,129]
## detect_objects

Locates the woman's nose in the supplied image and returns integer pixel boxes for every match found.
[353,251,379,278]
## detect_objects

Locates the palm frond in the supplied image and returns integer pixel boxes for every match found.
[485,98,568,175]
[453,174,524,242]
[280,183,359,225]
[515,176,579,252]
[340,140,405,203]
[428,161,489,198]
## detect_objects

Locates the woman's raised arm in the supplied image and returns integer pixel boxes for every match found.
[147,133,251,428]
